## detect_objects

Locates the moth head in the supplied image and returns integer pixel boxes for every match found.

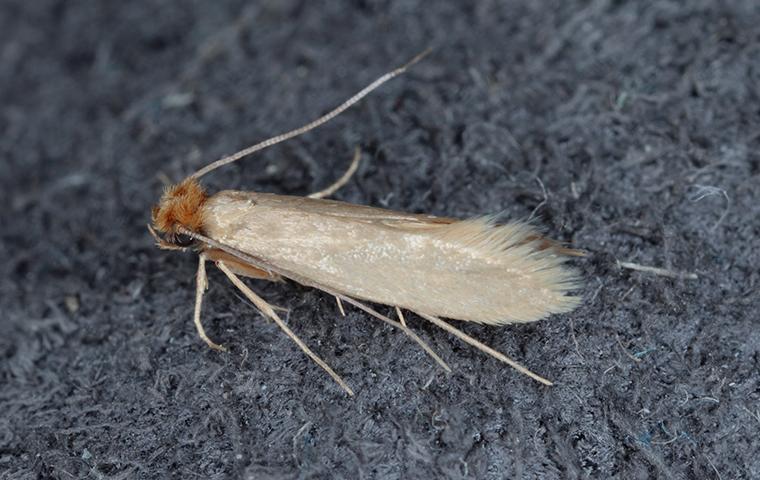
[151,178,207,245]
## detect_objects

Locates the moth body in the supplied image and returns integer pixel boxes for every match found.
[153,178,580,325]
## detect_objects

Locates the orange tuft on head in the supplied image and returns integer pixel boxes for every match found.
[151,178,208,235]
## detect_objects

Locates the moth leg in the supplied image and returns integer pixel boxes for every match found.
[204,249,289,314]
[215,261,355,396]
[335,294,451,373]
[414,312,552,386]
[335,297,346,317]
[395,306,407,327]
[194,253,227,351]
[307,146,361,199]
[204,249,282,281]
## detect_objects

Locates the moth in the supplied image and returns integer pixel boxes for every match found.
[150,52,582,395]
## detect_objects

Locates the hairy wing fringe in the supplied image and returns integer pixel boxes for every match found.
[431,216,582,320]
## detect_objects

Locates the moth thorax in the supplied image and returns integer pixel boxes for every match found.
[151,178,208,235]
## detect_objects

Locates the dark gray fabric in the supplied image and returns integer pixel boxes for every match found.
[2,1,758,478]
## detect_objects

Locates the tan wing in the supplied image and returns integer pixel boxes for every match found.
[214,190,456,224]
[209,191,585,254]
[200,190,581,324]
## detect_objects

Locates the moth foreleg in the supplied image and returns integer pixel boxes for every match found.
[215,261,354,396]
[414,312,553,386]
[194,253,227,351]
[307,146,361,199]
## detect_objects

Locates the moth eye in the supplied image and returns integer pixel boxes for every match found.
[173,233,195,247]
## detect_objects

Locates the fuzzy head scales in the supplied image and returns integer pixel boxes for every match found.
[151,178,208,237]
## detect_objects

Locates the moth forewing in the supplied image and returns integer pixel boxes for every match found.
[200,192,580,324]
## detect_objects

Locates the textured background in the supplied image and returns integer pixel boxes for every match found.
[2,1,759,479]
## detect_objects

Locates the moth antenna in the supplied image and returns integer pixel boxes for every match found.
[190,48,432,180]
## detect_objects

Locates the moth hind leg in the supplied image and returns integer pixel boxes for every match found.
[414,312,553,386]
[215,261,354,396]
[334,295,451,373]
[307,146,361,199]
